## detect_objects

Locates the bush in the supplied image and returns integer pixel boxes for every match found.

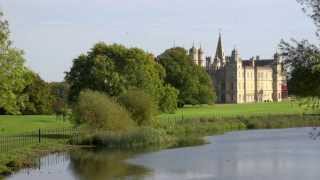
[118,89,156,126]
[73,90,135,132]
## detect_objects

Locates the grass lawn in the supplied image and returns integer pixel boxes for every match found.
[0,101,305,135]
[0,115,72,135]
[159,101,305,120]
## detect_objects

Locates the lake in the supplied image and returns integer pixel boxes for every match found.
[7,127,320,180]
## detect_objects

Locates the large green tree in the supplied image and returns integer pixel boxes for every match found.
[157,47,215,107]
[280,0,320,109]
[280,0,320,98]
[66,43,178,113]
[49,81,70,116]
[0,12,32,114]
[21,73,53,115]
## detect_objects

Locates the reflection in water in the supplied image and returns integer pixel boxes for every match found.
[69,149,151,180]
[8,149,151,180]
[8,127,320,180]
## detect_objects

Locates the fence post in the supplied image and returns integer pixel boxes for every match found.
[38,129,41,143]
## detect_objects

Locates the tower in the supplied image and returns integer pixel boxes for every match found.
[213,33,226,69]
[198,45,205,67]
[272,52,283,102]
[189,43,198,65]
[211,33,227,103]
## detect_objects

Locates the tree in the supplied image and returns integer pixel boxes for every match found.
[118,89,157,126]
[21,73,53,115]
[280,0,320,109]
[73,90,134,132]
[66,42,178,113]
[0,12,32,114]
[157,47,215,107]
[159,85,179,113]
[50,81,70,118]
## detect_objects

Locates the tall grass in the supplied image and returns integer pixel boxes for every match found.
[73,113,320,150]
[72,127,177,149]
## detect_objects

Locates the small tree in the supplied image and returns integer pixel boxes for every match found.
[73,90,135,132]
[118,89,157,126]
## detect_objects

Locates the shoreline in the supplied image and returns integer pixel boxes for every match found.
[1,113,320,178]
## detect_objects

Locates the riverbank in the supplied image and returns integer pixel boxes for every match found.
[71,113,320,149]
[1,113,319,177]
[0,140,74,177]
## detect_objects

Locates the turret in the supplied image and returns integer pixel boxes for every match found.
[250,56,256,67]
[231,48,240,63]
[189,44,198,64]
[198,45,205,67]
[272,52,283,102]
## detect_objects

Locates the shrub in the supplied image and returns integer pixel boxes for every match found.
[73,90,135,132]
[118,89,157,126]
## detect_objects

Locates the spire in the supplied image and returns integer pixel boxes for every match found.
[214,33,225,65]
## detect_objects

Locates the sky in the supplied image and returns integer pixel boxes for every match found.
[0,0,317,82]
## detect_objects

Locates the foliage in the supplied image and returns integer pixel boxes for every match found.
[194,65,216,104]
[20,73,53,115]
[157,47,215,107]
[158,84,179,113]
[0,12,32,114]
[66,53,125,101]
[74,127,171,149]
[65,43,176,113]
[118,89,156,126]
[296,97,320,113]
[280,0,320,109]
[73,90,135,132]
[49,82,70,116]
[297,0,320,36]
[280,40,320,97]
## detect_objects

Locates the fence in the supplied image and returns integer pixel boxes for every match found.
[0,127,79,153]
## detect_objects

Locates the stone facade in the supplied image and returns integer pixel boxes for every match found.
[189,34,288,104]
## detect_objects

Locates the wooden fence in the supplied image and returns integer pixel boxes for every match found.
[0,128,79,153]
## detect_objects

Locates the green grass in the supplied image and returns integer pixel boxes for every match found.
[0,115,72,135]
[159,101,304,120]
[0,139,75,176]
[0,102,305,135]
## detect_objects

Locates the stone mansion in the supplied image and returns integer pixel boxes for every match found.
[189,34,288,104]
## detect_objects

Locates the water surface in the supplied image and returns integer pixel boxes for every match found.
[7,128,320,180]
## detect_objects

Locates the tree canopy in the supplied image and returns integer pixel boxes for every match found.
[157,47,215,107]
[0,12,33,114]
[280,0,320,98]
[65,42,178,113]
[280,0,320,110]
[21,73,54,115]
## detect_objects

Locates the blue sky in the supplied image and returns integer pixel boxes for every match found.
[0,0,317,82]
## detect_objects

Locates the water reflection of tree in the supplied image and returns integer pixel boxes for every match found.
[69,149,151,180]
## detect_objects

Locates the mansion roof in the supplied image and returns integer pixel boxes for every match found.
[241,59,274,67]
